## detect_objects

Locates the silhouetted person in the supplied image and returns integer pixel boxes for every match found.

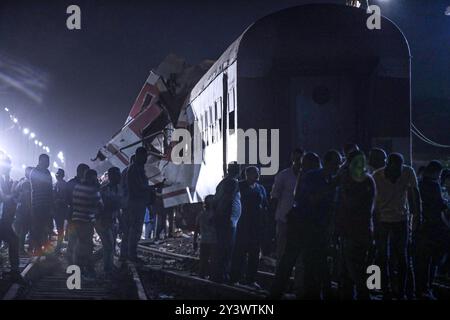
[342,143,360,162]
[29,154,53,255]
[121,154,135,205]
[368,148,387,173]
[366,148,387,265]
[439,169,450,277]
[299,150,342,299]
[269,152,321,299]
[335,150,375,300]
[153,187,165,241]
[212,162,241,283]
[53,168,68,253]
[13,166,33,255]
[0,156,21,282]
[120,147,152,263]
[155,206,175,240]
[441,169,450,197]
[194,195,217,279]
[119,155,135,243]
[372,153,421,299]
[417,166,426,182]
[66,163,90,264]
[97,167,123,277]
[231,166,268,288]
[72,169,103,278]
[415,161,449,299]
[270,148,303,265]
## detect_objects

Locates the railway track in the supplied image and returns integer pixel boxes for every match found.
[139,266,266,300]
[137,244,280,286]
[2,241,448,300]
[2,252,146,300]
[137,242,450,300]
[2,255,40,300]
[137,244,275,299]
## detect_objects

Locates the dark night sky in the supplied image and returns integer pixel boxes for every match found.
[0,0,449,177]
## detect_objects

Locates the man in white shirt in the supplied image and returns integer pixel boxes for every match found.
[271,148,303,263]
[373,153,421,299]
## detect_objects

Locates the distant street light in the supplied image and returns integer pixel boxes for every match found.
[34,140,38,145]
[30,132,36,139]
[23,128,30,135]
[38,141,43,147]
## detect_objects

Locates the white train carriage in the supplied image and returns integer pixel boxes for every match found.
[161,3,412,206]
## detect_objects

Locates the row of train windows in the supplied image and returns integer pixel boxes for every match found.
[197,88,236,146]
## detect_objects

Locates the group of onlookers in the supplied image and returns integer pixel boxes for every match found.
[1,143,449,300]
[193,144,449,299]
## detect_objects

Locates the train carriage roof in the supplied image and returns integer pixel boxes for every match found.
[189,3,410,101]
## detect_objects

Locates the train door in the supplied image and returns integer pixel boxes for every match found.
[289,75,363,155]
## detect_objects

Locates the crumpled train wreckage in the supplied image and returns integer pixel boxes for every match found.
[93,54,214,208]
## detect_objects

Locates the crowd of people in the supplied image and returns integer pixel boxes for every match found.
[195,144,450,300]
[0,147,155,282]
[0,143,449,300]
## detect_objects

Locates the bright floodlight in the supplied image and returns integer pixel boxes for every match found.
[34,140,38,145]
[30,132,36,139]
[38,141,43,147]
[23,128,30,135]
[57,151,64,161]
[4,107,9,112]
[53,161,58,169]
[21,164,26,169]
[45,147,50,153]
[12,117,18,123]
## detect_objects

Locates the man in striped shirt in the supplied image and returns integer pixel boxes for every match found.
[72,169,103,277]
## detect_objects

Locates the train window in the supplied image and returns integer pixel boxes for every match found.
[217,99,222,120]
[233,88,236,111]
[229,110,235,130]
[204,111,209,144]
[214,102,218,121]
[200,114,204,144]
[141,93,153,112]
[209,106,213,124]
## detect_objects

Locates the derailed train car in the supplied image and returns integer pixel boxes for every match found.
[96,3,412,208]
[161,3,412,206]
